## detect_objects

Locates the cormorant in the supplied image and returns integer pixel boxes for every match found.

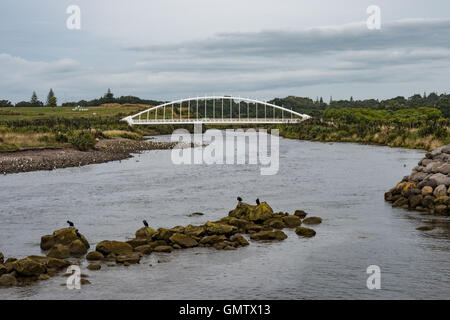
[237,196,242,202]
[67,220,74,227]
[256,198,260,205]
[143,220,149,227]
[75,229,82,239]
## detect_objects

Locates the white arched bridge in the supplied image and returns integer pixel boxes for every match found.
[122,96,311,125]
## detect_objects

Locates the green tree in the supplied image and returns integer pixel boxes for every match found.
[46,89,55,106]
[104,88,114,103]
[30,91,43,107]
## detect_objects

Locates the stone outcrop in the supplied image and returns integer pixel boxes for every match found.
[41,227,90,259]
[385,144,450,215]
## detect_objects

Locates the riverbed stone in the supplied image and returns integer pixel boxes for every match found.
[282,215,301,228]
[0,264,7,276]
[47,244,70,259]
[86,251,104,261]
[295,226,316,238]
[433,184,447,197]
[409,195,423,208]
[429,173,450,186]
[199,235,227,245]
[302,217,323,225]
[421,186,433,196]
[69,239,88,256]
[126,238,149,248]
[230,234,249,247]
[135,245,153,255]
[116,253,141,264]
[40,235,55,251]
[422,195,436,209]
[204,221,238,236]
[183,225,206,237]
[434,204,448,215]
[96,241,133,256]
[294,210,308,218]
[27,255,71,270]
[169,233,198,248]
[393,196,409,207]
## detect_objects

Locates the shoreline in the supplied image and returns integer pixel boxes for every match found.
[0,138,178,175]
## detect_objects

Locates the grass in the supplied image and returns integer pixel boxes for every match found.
[0,104,149,121]
[0,132,68,151]
[102,130,142,140]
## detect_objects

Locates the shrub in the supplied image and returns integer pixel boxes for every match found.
[68,131,96,151]
[54,133,68,143]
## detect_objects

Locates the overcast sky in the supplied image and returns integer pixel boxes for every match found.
[1,0,450,103]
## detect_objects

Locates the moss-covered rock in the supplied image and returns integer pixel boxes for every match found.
[153,245,173,253]
[199,235,227,245]
[183,225,206,237]
[295,226,316,237]
[116,253,141,264]
[87,263,101,271]
[0,264,7,277]
[0,274,17,287]
[0,252,3,264]
[204,221,238,236]
[96,240,133,256]
[86,251,104,261]
[153,228,176,241]
[282,215,302,228]
[169,233,198,248]
[69,239,88,256]
[47,244,70,259]
[135,245,153,255]
[249,230,287,241]
[294,210,308,218]
[302,217,322,225]
[126,238,149,248]
[416,226,435,231]
[135,227,157,239]
[249,202,274,222]
[230,234,249,247]
[27,255,71,270]
[12,258,47,277]
[40,235,55,250]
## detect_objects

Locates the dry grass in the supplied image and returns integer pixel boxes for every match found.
[0,132,65,151]
[102,130,142,140]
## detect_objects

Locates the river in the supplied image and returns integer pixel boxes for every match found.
[0,132,449,299]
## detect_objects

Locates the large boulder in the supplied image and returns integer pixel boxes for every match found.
[96,241,133,256]
[249,202,274,222]
[126,238,149,248]
[282,215,302,228]
[135,227,157,239]
[27,255,71,270]
[295,226,316,237]
[228,202,254,220]
[199,235,227,245]
[230,234,249,247]
[421,186,433,196]
[153,245,173,253]
[428,173,450,187]
[134,245,153,255]
[153,228,176,241]
[204,221,238,236]
[169,233,198,248]
[12,258,47,277]
[249,230,287,241]
[294,210,308,218]
[302,217,322,225]
[0,264,7,276]
[183,225,206,237]
[436,163,450,175]
[40,228,89,253]
[47,244,70,259]
[264,218,285,229]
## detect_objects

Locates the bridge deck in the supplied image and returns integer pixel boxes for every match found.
[128,118,303,125]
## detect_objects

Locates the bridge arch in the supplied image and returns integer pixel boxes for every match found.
[122,96,311,125]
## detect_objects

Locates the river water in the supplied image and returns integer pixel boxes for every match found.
[0,133,449,299]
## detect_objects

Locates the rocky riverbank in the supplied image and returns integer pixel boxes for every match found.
[0,201,322,287]
[0,138,179,175]
[385,144,450,215]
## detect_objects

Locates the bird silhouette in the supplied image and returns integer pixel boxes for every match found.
[143,220,149,227]
[256,198,260,205]
[67,220,74,227]
[237,196,242,202]
[75,229,82,239]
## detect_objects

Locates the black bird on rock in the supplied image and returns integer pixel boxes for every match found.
[75,229,82,239]
[237,196,242,202]
[67,220,74,227]
[143,220,149,227]
[256,198,260,205]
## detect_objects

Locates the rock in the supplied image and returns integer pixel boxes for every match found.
[27,255,71,270]
[199,235,227,245]
[96,241,133,256]
[436,163,450,175]
[384,191,393,201]
[135,227,157,239]
[126,238,149,248]
[69,239,88,256]
[169,233,198,248]
[228,202,254,220]
[410,171,428,182]
[294,210,308,218]
[87,263,101,271]
[183,225,206,237]
[38,274,50,281]
[12,258,47,276]
[249,230,287,241]
[422,195,436,209]
[409,195,423,208]
[52,227,90,248]
[302,217,323,225]
[245,224,264,234]
[147,240,169,249]
[204,221,238,236]
[249,202,274,222]
[266,218,285,229]
[153,228,176,241]
[86,251,104,261]
[295,226,316,237]
[47,244,70,259]
[433,184,447,197]
[434,204,448,215]
[0,252,3,264]
[392,197,409,207]
[135,245,153,255]
[81,279,91,285]
[188,212,204,217]
[40,235,55,250]
[230,234,249,246]
[0,274,17,287]
[421,186,433,196]
[429,173,450,186]
[116,253,141,264]
[153,245,173,253]
[0,264,7,276]
[282,215,302,228]
[226,218,252,231]
[416,226,435,231]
